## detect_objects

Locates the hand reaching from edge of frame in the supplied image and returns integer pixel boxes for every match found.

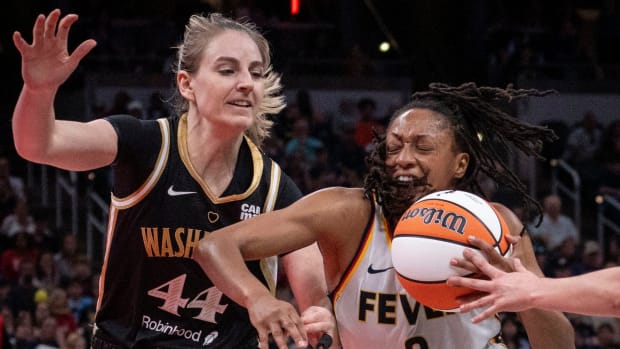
[13,9,96,91]
[447,248,540,323]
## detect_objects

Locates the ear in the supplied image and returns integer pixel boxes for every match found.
[177,70,194,102]
[453,152,469,179]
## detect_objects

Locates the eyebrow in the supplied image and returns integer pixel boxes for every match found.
[214,56,263,68]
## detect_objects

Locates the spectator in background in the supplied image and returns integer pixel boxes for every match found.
[563,111,603,170]
[500,314,531,349]
[46,288,77,338]
[597,119,620,199]
[353,97,381,150]
[146,91,168,120]
[6,258,38,316]
[331,98,358,137]
[580,240,605,274]
[0,164,19,228]
[0,232,39,284]
[34,252,60,294]
[284,118,324,164]
[53,235,78,285]
[35,316,62,349]
[1,199,35,238]
[530,194,579,251]
[0,155,25,201]
[126,100,145,119]
[30,206,57,253]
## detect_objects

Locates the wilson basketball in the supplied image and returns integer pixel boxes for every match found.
[391,190,511,312]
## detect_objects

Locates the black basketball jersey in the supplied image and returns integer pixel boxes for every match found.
[94,114,301,348]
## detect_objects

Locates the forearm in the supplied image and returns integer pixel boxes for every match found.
[532,268,620,317]
[518,307,574,349]
[193,234,272,308]
[12,86,58,162]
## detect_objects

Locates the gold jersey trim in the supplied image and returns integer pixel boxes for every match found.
[177,114,263,204]
[259,161,282,295]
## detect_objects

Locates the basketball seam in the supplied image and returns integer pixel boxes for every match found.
[412,196,504,251]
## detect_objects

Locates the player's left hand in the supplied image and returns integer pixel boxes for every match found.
[450,236,514,274]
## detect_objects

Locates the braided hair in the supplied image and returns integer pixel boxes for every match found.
[364,82,557,228]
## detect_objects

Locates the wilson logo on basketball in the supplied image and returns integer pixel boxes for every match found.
[400,207,467,235]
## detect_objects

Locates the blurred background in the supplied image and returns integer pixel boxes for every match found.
[1,1,620,348]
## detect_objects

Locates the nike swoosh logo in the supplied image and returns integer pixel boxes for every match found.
[367,264,394,274]
[167,185,197,196]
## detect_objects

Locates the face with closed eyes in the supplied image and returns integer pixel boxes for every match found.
[178,30,265,133]
[384,108,469,202]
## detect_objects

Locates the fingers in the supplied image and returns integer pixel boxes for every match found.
[256,315,307,349]
[282,315,307,349]
[471,306,498,324]
[12,31,27,54]
[57,13,79,42]
[44,9,61,40]
[513,258,527,272]
[446,274,491,291]
[505,234,521,245]
[71,39,97,62]
[31,14,45,46]
[462,248,504,279]
[267,317,307,349]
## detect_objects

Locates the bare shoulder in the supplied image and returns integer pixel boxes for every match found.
[490,202,524,237]
[301,187,368,212]
[299,186,371,239]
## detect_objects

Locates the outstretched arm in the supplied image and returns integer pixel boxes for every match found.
[13,9,117,170]
[193,188,360,349]
[450,204,574,349]
[449,251,620,319]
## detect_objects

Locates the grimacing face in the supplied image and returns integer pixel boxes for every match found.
[384,108,469,202]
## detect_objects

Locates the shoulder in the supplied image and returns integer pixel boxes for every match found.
[293,187,371,222]
[490,202,524,237]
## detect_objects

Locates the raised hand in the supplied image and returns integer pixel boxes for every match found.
[247,294,307,349]
[13,9,96,91]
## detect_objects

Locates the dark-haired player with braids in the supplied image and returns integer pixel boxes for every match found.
[193,83,575,348]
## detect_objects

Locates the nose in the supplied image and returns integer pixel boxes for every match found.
[236,71,254,92]
[394,144,416,168]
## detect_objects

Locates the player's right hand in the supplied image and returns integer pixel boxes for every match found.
[13,9,96,91]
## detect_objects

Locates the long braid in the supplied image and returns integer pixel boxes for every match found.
[364,82,557,227]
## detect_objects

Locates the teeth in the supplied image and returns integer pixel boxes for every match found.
[397,176,414,182]
[230,101,251,107]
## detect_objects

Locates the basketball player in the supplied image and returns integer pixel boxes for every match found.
[12,9,331,349]
[448,247,620,320]
[194,83,575,348]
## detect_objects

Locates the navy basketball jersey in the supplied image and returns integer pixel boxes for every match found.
[94,114,300,348]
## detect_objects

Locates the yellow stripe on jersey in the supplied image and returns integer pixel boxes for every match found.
[96,204,119,313]
[259,161,281,295]
[332,219,375,302]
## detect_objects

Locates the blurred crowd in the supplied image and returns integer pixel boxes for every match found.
[1,0,620,348]
[1,85,620,348]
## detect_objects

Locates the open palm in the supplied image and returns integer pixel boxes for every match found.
[13,9,96,91]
